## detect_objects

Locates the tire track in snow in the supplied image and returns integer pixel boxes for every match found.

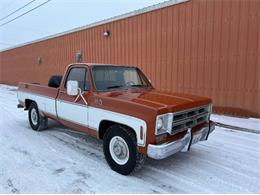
[6,179,20,194]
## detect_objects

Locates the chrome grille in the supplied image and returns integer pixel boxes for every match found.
[171,105,210,135]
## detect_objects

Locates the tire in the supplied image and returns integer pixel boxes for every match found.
[103,124,146,175]
[28,102,48,131]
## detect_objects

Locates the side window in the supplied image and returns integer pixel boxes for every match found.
[66,67,90,91]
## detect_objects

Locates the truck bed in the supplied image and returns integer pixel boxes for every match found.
[18,83,59,98]
[17,82,59,117]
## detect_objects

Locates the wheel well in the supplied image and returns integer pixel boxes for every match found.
[98,120,136,140]
[25,99,35,110]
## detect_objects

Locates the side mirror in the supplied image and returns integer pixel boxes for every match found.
[67,80,79,96]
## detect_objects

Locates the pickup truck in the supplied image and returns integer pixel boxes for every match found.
[17,63,215,175]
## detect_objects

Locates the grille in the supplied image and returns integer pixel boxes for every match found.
[171,105,210,135]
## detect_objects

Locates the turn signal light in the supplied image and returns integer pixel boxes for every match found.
[140,126,143,140]
[155,134,167,143]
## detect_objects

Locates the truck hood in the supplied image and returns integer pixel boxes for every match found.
[101,88,212,113]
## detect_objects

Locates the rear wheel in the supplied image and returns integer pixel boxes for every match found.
[28,102,48,131]
[103,124,145,175]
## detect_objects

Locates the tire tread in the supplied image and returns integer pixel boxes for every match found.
[28,102,48,131]
[103,124,145,175]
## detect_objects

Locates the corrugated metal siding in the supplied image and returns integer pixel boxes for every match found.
[0,0,259,117]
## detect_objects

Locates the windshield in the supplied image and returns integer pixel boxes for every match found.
[91,65,152,91]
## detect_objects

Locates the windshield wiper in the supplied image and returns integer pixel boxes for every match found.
[129,84,147,88]
[107,85,123,89]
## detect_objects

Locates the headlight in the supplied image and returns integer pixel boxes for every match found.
[155,113,173,135]
[157,118,163,129]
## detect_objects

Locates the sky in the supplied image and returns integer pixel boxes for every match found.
[0,0,167,51]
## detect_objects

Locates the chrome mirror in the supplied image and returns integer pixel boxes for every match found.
[67,80,79,96]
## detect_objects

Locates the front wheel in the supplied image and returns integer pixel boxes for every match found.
[103,125,145,175]
[28,102,48,131]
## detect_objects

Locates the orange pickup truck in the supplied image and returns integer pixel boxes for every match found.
[17,63,215,175]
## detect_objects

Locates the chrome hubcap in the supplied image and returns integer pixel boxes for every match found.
[109,136,129,165]
[31,108,38,125]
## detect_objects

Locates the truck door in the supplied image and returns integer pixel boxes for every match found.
[56,66,90,128]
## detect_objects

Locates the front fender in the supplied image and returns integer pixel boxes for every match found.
[88,106,147,147]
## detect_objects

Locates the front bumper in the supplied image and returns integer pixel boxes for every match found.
[147,121,215,160]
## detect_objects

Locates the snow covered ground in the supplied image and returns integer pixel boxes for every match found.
[0,84,259,193]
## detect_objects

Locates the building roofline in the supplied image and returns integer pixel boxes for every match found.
[0,0,188,52]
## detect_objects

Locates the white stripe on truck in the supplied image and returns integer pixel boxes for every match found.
[17,91,147,146]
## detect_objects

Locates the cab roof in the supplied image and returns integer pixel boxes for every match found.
[68,63,137,68]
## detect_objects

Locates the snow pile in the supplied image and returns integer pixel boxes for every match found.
[0,84,259,193]
[211,114,260,131]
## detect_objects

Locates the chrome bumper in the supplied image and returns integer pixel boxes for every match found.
[147,122,215,160]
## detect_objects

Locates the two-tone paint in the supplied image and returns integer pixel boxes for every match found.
[17,63,212,154]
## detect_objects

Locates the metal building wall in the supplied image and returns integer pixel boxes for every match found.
[0,0,259,117]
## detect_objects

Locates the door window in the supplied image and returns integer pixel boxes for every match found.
[66,67,90,91]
